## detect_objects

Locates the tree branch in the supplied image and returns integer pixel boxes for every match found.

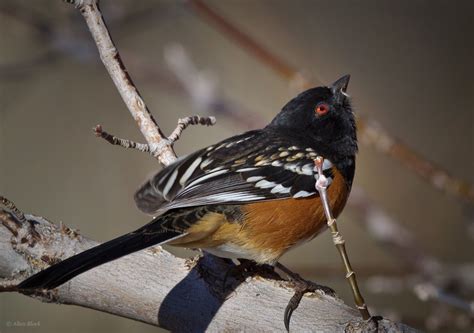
[67,0,176,165]
[0,208,418,332]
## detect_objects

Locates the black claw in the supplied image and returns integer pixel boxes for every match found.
[368,315,383,330]
[222,263,241,292]
[221,259,260,292]
[283,279,336,331]
[284,290,304,332]
[277,263,337,331]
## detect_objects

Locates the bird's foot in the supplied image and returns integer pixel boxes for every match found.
[222,259,279,292]
[275,263,335,331]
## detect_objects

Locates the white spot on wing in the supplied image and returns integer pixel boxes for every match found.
[223,135,254,149]
[185,169,229,188]
[163,169,179,199]
[247,176,264,182]
[255,180,276,189]
[236,167,258,172]
[207,166,224,173]
[270,184,291,194]
[293,190,315,198]
[301,164,314,175]
[179,157,202,186]
[200,158,213,169]
[204,192,265,202]
[285,163,298,172]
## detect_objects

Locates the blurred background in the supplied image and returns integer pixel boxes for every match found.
[1,0,473,332]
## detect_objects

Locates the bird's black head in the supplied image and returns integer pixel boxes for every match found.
[268,75,357,162]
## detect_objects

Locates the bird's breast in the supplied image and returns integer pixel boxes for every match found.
[237,167,350,263]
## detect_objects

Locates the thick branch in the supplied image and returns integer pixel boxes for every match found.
[0,209,417,332]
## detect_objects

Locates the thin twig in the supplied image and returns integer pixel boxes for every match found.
[314,157,371,320]
[168,115,216,143]
[357,119,474,203]
[414,282,474,315]
[163,44,265,129]
[349,188,439,274]
[0,195,26,224]
[93,125,150,153]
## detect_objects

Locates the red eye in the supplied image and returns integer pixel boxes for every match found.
[315,103,329,115]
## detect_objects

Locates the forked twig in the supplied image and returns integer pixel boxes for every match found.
[94,116,216,154]
[62,0,217,162]
[65,0,176,165]
[314,156,371,320]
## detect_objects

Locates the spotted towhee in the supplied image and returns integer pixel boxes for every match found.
[18,76,357,300]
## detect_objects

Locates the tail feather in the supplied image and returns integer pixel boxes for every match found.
[18,228,181,290]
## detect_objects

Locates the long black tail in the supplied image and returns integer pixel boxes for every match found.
[18,226,181,290]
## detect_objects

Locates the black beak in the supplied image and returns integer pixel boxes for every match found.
[330,75,350,100]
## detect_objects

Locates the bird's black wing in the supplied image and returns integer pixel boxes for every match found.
[19,130,337,291]
[135,130,335,215]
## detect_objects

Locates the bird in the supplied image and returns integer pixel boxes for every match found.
[18,75,357,328]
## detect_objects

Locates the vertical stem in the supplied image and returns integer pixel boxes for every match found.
[314,157,371,320]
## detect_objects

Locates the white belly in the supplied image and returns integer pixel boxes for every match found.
[203,243,279,264]
[204,243,254,260]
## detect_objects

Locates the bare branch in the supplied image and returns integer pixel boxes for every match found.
[65,0,176,165]
[163,44,265,129]
[93,125,151,153]
[414,283,474,314]
[168,115,216,143]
